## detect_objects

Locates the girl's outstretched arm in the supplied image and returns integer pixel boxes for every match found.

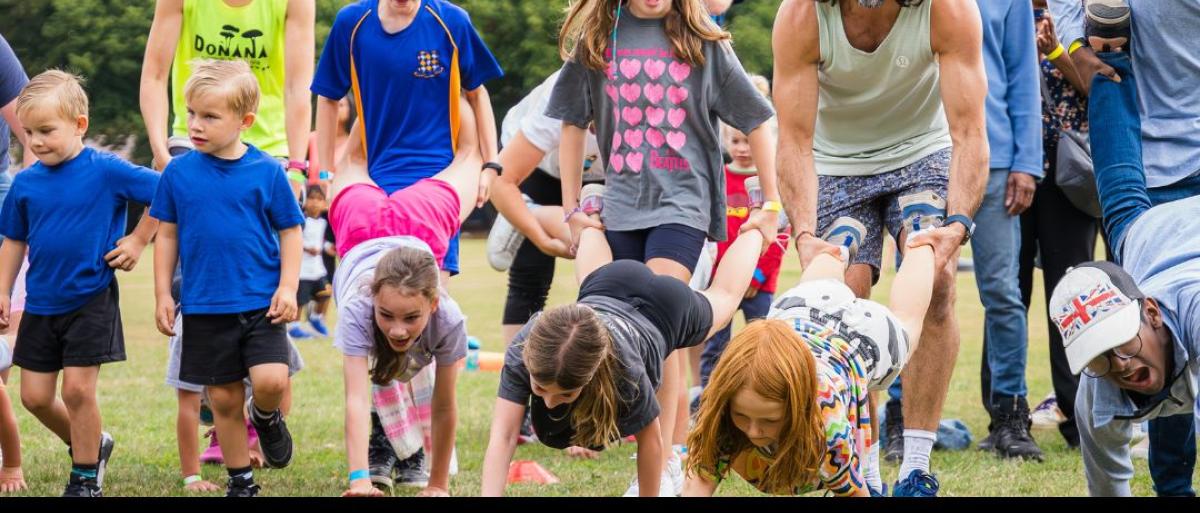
[480,398,525,496]
[341,355,383,497]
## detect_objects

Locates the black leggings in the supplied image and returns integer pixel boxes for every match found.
[503,170,563,327]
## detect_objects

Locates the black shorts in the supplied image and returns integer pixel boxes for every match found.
[14,281,125,372]
[297,277,331,306]
[180,308,290,385]
[579,260,714,351]
[605,223,708,271]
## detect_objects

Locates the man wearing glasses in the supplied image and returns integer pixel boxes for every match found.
[1048,17,1199,496]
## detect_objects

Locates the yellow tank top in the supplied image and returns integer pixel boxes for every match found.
[171,0,289,157]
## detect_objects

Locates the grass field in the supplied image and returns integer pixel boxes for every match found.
[0,236,1187,497]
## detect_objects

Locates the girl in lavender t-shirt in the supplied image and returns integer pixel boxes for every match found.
[328,99,484,497]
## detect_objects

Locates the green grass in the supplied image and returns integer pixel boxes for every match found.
[1,237,1188,496]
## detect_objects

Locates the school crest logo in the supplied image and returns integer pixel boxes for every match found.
[414,50,445,78]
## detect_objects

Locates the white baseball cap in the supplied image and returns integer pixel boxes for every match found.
[1049,261,1144,375]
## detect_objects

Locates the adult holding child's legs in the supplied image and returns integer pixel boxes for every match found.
[332,99,482,498]
[773,0,989,496]
[140,0,315,488]
[549,0,778,495]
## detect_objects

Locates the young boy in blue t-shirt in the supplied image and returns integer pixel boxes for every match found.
[0,70,161,497]
[150,59,304,498]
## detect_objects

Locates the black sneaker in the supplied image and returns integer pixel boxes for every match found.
[990,396,1045,462]
[226,479,261,497]
[248,407,293,469]
[394,448,430,488]
[1085,0,1131,51]
[882,399,905,463]
[368,412,397,491]
[977,428,996,451]
[62,479,102,497]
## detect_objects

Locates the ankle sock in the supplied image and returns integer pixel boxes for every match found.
[865,443,883,492]
[227,465,254,485]
[250,402,276,424]
[897,429,937,480]
[70,463,99,483]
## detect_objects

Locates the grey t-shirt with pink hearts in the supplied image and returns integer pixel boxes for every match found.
[545,10,774,241]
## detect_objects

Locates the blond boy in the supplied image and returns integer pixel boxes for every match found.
[150,59,303,497]
[0,70,161,497]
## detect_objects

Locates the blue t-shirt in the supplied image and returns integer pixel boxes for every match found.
[311,0,503,192]
[149,145,304,315]
[0,34,29,175]
[0,148,159,315]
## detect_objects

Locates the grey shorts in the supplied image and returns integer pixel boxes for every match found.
[164,312,305,393]
[817,148,950,282]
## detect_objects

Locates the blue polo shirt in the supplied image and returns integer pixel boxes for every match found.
[150,145,304,314]
[0,148,159,315]
[311,0,503,192]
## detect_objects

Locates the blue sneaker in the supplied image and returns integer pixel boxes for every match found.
[869,484,888,497]
[308,317,329,337]
[892,469,940,497]
[897,191,946,237]
[288,324,314,340]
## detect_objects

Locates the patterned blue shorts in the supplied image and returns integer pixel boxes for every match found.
[817,148,951,281]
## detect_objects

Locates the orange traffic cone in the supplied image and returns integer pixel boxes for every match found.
[508,460,560,485]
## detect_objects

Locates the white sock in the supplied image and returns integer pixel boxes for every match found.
[309,312,323,322]
[864,442,882,492]
[897,429,937,479]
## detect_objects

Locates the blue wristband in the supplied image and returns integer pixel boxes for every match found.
[349,469,370,482]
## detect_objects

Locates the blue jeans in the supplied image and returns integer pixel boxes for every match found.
[699,291,773,388]
[1091,52,1197,497]
[971,169,1030,399]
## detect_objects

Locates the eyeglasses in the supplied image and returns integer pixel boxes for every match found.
[1082,333,1143,378]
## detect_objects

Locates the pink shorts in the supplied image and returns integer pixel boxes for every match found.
[330,179,460,266]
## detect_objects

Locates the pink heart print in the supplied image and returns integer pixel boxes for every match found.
[619,59,642,79]
[668,108,687,128]
[646,128,666,148]
[605,84,618,102]
[645,106,666,126]
[644,59,666,80]
[667,85,689,105]
[612,131,622,151]
[626,152,644,173]
[622,106,643,126]
[610,152,625,174]
[666,131,687,151]
[620,83,642,103]
[643,83,664,104]
[624,129,644,148]
[668,61,691,82]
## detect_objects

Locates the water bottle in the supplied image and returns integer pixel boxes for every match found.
[465,336,481,371]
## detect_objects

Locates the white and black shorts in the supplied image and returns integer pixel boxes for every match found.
[768,279,911,391]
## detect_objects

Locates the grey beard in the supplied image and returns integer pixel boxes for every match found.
[857,0,886,8]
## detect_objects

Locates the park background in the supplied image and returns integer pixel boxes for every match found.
[0,0,1187,496]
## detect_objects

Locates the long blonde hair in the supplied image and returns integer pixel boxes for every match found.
[558,0,731,70]
[687,320,826,494]
[524,304,624,448]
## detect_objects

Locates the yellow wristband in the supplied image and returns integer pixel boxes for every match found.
[761,200,782,213]
[1046,44,1066,61]
[1068,40,1085,55]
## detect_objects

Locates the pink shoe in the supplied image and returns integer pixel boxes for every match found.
[200,429,223,465]
[247,421,260,449]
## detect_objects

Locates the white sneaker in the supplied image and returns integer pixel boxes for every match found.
[1030,393,1068,430]
[486,194,537,272]
[666,453,684,496]
[1130,435,1149,459]
[621,471,676,497]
